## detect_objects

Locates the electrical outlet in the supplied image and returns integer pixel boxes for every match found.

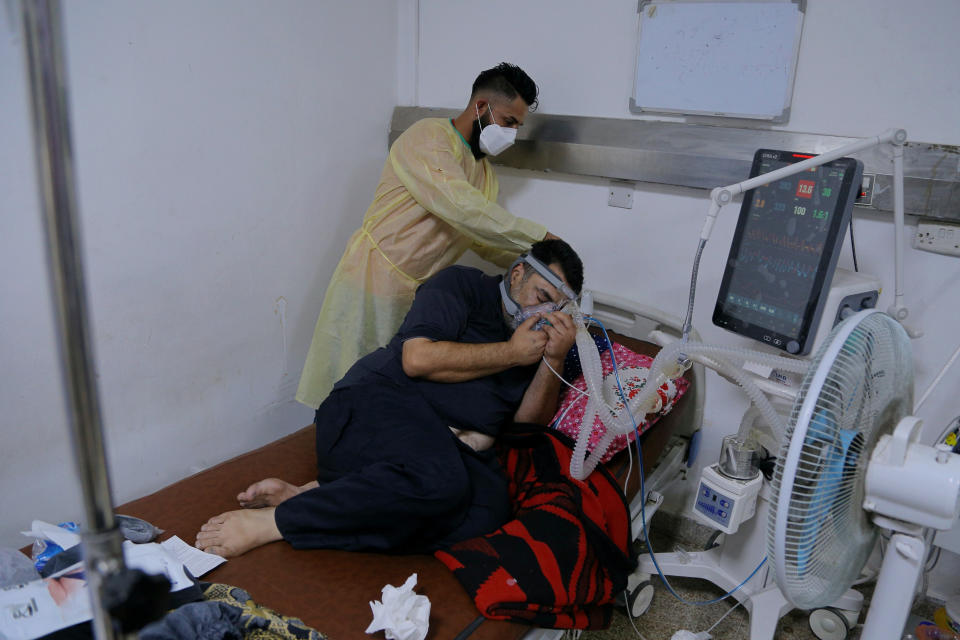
[914,220,960,257]
[855,173,875,206]
[608,180,635,209]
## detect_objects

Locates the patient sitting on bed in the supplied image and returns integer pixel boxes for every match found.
[196,239,584,557]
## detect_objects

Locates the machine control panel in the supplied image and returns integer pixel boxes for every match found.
[691,464,763,535]
[695,483,737,527]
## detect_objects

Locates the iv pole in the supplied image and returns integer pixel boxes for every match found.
[21,1,168,637]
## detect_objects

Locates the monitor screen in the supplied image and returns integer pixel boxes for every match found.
[713,150,863,355]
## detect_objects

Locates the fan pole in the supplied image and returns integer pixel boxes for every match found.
[860,530,926,639]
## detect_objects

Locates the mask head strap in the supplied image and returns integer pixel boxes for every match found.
[499,252,576,317]
[500,278,520,316]
[522,253,577,301]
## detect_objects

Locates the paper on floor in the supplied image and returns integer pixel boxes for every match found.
[0,537,224,639]
[158,535,225,578]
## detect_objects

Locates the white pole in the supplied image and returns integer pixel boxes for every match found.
[887,139,923,337]
[893,144,906,310]
[915,341,960,413]
[860,531,926,639]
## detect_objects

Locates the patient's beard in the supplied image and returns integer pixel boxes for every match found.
[503,309,519,332]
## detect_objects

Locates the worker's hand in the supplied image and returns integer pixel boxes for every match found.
[509,315,549,365]
[541,311,577,364]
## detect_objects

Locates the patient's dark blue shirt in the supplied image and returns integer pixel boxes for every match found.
[334,266,537,435]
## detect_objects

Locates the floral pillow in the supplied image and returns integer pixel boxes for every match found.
[552,340,689,464]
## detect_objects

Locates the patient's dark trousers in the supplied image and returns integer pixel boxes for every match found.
[273,383,511,553]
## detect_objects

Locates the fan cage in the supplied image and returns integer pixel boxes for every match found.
[767,311,913,609]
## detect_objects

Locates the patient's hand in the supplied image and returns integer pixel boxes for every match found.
[509,315,548,365]
[541,311,577,363]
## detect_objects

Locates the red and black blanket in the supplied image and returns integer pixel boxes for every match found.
[435,425,637,630]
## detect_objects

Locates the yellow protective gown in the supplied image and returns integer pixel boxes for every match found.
[295,118,548,408]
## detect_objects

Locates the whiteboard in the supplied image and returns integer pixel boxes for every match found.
[630,1,804,122]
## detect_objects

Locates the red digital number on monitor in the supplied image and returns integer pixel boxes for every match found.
[796,180,815,198]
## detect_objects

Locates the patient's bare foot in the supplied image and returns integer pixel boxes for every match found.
[195,508,281,558]
[237,478,301,508]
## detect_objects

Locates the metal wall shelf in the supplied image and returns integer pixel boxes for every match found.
[391,107,960,221]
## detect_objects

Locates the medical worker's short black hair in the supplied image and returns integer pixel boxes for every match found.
[472,62,539,111]
[528,238,584,296]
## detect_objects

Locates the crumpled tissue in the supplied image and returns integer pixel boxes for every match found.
[365,573,430,640]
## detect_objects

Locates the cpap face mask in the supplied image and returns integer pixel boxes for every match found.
[500,253,576,330]
[476,103,517,156]
[514,301,562,330]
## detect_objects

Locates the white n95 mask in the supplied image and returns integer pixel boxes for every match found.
[476,103,517,156]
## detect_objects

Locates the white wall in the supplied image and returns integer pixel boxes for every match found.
[417,0,960,598]
[0,1,398,548]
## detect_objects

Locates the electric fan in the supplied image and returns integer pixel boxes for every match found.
[768,309,960,639]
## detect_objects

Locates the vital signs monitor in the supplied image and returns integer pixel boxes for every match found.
[713,150,864,355]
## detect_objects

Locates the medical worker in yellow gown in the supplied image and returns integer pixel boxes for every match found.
[296,63,557,408]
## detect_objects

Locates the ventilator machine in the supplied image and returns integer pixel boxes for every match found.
[561,129,960,640]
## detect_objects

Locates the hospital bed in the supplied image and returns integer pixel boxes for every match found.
[114,290,704,639]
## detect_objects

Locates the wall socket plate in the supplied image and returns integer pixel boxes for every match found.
[608,180,635,209]
[913,220,960,257]
[854,173,875,206]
